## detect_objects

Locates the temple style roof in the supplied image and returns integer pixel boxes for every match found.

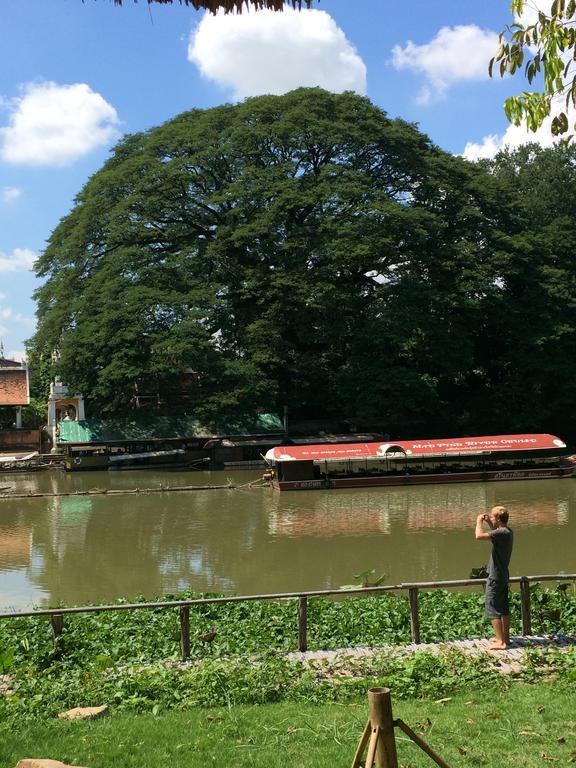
[0,357,24,368]
[111,1,316,10]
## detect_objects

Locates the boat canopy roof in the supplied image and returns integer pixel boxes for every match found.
[265,434,567,463]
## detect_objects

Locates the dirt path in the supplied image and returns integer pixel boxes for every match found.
[285,634,576,675]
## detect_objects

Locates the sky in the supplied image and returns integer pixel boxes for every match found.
[0,0,556,361]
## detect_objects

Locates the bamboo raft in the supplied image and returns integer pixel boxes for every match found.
[0,482,267,500]
[0,478,269,501]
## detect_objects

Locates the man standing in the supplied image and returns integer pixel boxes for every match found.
[475,506,513,650]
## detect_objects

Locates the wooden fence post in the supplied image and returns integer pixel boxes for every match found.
[368,687,399,768]
[298,596,308,652]
[51,613,64,652]
[408,587,420,644]
[179,606,190,661]
[520,577,532,636]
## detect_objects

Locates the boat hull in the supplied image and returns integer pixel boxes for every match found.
[64,451,207,472]
[272,465,576,490]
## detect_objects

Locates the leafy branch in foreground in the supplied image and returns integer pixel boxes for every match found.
[491,0,576,138]
[0,588,574,722]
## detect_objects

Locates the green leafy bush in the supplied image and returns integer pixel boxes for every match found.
[1,587,575,723]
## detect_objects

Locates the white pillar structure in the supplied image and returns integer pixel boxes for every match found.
[47,376,86,451]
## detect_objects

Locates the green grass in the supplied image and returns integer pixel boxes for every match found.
[1,682,575,767]
[0,646,507,720]
[2,586,576,740]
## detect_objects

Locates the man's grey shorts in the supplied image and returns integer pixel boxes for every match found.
[485,578,510,619]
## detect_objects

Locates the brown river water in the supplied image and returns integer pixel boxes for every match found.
[0,469,574,609]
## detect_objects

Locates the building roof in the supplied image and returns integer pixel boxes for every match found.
[57,413,284,443]
[265,434,568,462]
[0,357,24,368]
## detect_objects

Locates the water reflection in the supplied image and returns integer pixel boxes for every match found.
[269,492,391,537]
[0,470,575,608]
[0,525,31,569]
[268,482,572,535]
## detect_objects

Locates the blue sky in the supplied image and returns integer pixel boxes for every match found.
[0,0,547,360]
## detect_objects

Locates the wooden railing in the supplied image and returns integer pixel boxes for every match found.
[0,573,574,659]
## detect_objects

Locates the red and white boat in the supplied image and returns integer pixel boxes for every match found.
[265,434,575,491]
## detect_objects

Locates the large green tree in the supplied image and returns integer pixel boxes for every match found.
[30,88,522,433]
[481,143,576,434]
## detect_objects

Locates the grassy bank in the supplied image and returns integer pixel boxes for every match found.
[1,639,575,723]
[1,587,575,723]
[2,682,576,767]
[2,585,575,667]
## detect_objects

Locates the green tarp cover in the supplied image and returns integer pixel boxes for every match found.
[209,412,283,435]
[57,420,117,443]
[57,413,283,443]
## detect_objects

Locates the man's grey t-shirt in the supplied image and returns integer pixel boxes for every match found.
[488,526,513,581]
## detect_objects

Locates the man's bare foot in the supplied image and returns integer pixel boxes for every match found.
[487,641,507,650]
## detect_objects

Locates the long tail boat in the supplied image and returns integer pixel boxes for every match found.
[265,434,575,491]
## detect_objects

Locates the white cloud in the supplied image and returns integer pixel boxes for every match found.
[391,25,498,103]
[0,82,119,166]
[463,81,571,160]
[188,8,366,99]
[1,186,21,203]
[463,121,557,160]
[516,0,551,26]
[463,134,503,161]
[0,248,37,273]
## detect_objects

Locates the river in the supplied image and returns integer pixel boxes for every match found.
[0,469,574,609]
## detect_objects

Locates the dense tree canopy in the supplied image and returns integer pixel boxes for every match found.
[28,89,576,438]
[482,143,576,434]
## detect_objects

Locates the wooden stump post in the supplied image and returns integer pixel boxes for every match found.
[51,613,64,652]
[352,688,451,768]
[179,606,191,660]
[367,687,399,768]
[520,577,532,636]
[408,587,420,644]
[298,596,308,652]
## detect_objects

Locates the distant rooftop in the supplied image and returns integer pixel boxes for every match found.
[0,358,29,406]
[57,413,284,443]
[0,357,25,368]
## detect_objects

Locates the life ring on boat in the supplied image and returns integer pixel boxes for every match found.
[73,458,82,465]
